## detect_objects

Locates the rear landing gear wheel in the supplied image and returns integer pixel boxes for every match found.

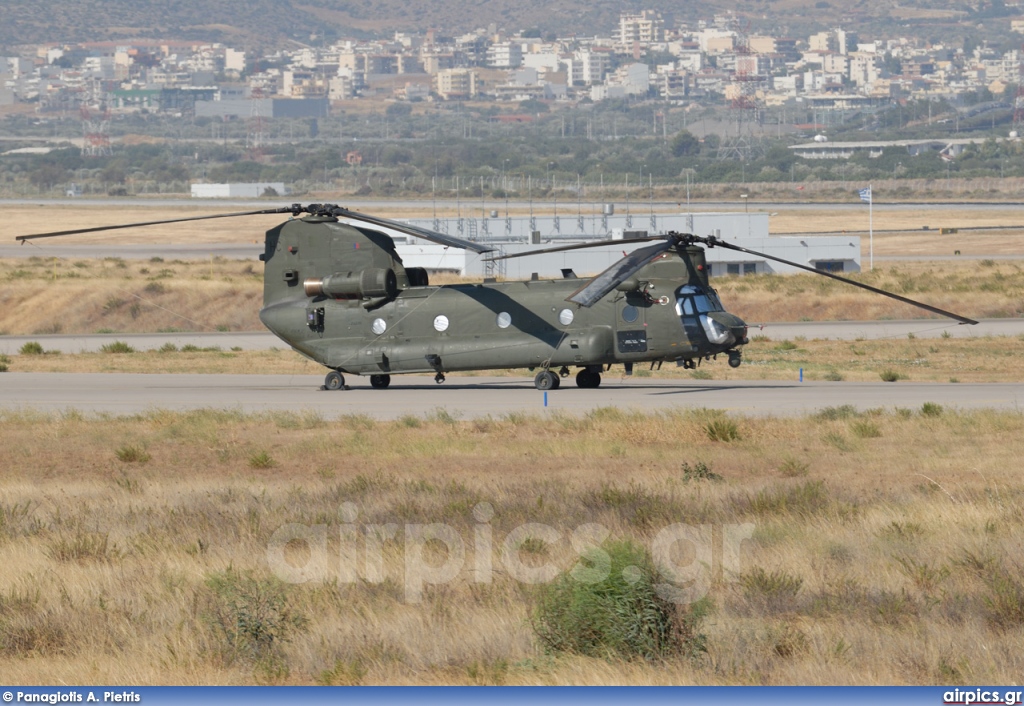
[534,370,558,390]
[576,370,602,389]
[370,374,391,389]
[324,371,344,391]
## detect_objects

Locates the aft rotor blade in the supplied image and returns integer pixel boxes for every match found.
[711,238,978,325]
[484,235,665,261]
[15,207,300,242]
[566,240,673,307]
[330,206,492,254]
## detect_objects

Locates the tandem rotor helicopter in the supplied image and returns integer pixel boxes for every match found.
[16,203,977,391]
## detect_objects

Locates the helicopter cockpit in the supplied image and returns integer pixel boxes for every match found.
[674,285,725,317]
[675,284,734,346]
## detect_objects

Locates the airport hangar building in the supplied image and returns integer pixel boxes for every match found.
[382,211,861,279]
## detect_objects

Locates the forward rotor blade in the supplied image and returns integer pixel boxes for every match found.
[329,206,492,254]
[710,238,978,325]
[15,207,300,242]
[567,240,673,307]
[484,235,665,261]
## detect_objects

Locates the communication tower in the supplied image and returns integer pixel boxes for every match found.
[80,80,111,157]
[718,20,766,162]
[247,84,266,156]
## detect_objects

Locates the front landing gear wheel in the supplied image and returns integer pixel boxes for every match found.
[576,370,602,388]
[324,371,344,391]
[370,374,391,389]
[534,370,558,390]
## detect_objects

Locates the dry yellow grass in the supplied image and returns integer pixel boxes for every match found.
[0,407,1022,684]
[766,207,1024,239]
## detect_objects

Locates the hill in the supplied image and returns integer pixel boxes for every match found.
[0,0,996,50]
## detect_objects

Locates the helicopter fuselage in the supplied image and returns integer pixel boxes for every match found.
[257,216,748,385]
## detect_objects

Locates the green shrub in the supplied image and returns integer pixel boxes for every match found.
[879,369,905,382]
[682,461,723,482]
[984,570,1024,629]
[115,445,151,464]
[100,341,135,354]
[19,342,44,356]
[778,457,810,477]
[201,569,307,665]
[746,480,829,517]
[739,567,804,602]
[850,420,882,439]
[921,402,943,417]
[533,540,708,661]
[159,342,178,353]
[249,450,276,469]
[706,418,740,442]
[815,405,858,421]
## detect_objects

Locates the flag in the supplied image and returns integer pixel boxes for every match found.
[859,186,872,203]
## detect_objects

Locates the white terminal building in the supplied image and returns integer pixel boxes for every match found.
[375,210,861,279]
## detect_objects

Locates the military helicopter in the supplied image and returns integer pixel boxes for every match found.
[16,202,977,391]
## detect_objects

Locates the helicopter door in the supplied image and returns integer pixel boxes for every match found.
[615,296,648,356]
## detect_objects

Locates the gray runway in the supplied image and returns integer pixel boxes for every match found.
[2,319,1020,355]
[1,372,1020,419]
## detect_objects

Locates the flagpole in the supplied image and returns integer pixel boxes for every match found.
[869,183,873,271]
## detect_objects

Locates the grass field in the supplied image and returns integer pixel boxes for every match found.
[1,407,1022,684]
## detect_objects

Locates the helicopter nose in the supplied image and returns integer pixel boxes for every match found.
[733,324,749,345]
[702,312,735,346]
[727,316,749,346]
[704,311,748,347]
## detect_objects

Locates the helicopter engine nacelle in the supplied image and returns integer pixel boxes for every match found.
[304,268,398,300]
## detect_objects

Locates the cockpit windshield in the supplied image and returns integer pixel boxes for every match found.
[675,285,724,316]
